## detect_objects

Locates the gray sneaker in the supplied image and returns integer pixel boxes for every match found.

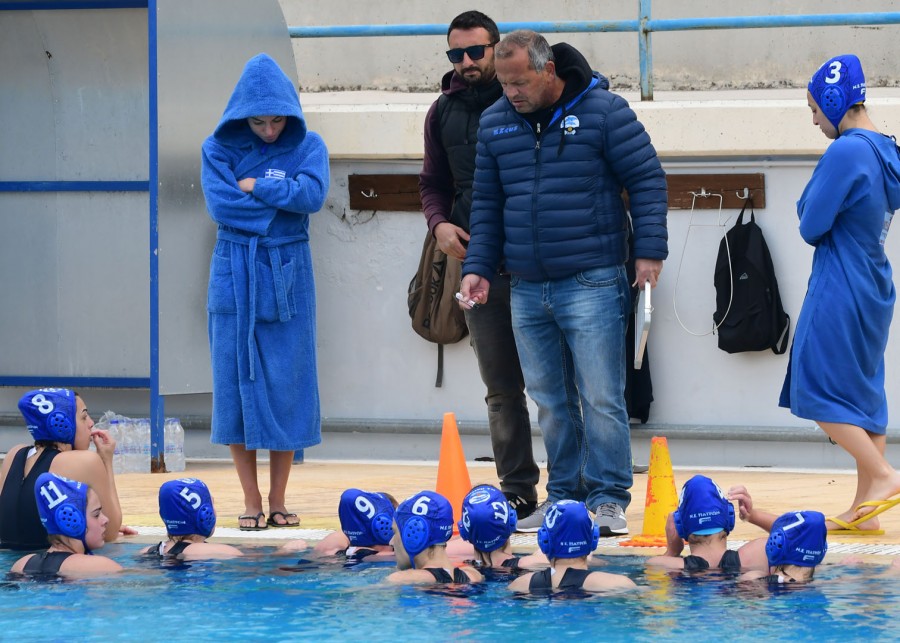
[515,500,552,532]
[594,503,628,537]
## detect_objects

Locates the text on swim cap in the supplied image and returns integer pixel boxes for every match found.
[180,486,202,509]
[40,480,69,509]
[30,393,55,415]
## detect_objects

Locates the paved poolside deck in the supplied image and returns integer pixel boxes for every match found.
[117,459,900,559]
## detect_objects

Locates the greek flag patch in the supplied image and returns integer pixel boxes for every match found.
[264,169,286,180]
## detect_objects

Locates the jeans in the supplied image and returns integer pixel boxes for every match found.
[465,273,540,501]
[510,265,632,511]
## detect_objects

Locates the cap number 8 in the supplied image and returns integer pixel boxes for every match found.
[31,393,55,415]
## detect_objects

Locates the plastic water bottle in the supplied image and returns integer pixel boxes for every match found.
[164,418,175,471]
[174,418,186,471]
[108,417,124,473]
[164,417,186,472]
[137,418,151,473]
[118,416,135,473]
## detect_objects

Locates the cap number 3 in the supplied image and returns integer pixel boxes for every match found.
[825,61,842,84]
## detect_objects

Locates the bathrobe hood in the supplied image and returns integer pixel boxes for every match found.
[213,53,307,149]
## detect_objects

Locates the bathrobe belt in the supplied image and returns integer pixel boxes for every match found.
[217,229,307,381]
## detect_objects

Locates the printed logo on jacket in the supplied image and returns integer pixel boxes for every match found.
[561,115,580,135]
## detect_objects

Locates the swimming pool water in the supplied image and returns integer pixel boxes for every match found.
[1,545,898,642]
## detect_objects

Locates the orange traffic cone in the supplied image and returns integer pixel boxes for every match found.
[620,436,679,547]
[435,412,472,533]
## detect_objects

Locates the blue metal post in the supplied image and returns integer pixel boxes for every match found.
[148,0,165,472]
[638,0,652,101]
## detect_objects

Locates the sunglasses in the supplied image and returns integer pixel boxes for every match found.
[446,43,495,64]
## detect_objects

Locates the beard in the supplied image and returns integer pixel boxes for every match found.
[460,66,495,87]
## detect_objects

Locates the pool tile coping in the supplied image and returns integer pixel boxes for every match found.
[132,526,900,557]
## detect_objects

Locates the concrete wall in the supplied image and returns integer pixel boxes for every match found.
[281,0,900,92]
[3,3,900,466]
[7,90,898,443]
[301,92,900,431]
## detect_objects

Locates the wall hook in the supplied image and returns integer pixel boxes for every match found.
[360,188,378,198]
[736,187,750,199]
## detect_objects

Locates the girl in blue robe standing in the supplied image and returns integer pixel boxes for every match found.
[780,54,900,535]
[201,53,329,530]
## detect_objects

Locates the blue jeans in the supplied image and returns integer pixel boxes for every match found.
[465,273,539,501]
[510,265,632,511]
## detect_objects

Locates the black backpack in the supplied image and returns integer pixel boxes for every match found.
[713,198,790,354]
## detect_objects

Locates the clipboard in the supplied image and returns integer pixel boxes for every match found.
[634,282,652,369]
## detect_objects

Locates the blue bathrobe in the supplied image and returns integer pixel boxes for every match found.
[780,129,900,434]
[201,54,330,450]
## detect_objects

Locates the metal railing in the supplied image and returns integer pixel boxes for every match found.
[289,4,900,100]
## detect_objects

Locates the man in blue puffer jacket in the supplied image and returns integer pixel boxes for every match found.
[460,30,668,536]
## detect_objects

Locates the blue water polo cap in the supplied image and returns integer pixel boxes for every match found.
[537,500,599,559]
[766,511,828,567]
[159,478,217,538]
[457,485,517,552]
[338,488,395,546]
[394,491,454,562]
[673,475,735,539]
[35,472,89,545]
[808,54,866,130]
[18,388,78,445]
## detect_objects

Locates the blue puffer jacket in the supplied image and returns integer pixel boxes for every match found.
[463,54,668,282]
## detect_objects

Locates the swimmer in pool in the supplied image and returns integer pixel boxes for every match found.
[508,500,636,593]
[142,478,242,560]
[647,475,750,572]
[458,484,547,571]
[739,510,828,584]
[0,388,132,550]
[10,472,122,578]
[281,488,396,562]
[386,490,482,585]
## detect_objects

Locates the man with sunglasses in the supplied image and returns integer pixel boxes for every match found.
[419,11,540,523]
[459,30,668,536]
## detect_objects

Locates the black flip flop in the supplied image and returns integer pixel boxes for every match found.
[238,512,267,531]
[266,511,300,528]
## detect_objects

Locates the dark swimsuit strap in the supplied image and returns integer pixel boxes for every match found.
[167,541,192,557]
[424,567,453,583]
[23,550,73,575]
[423,567,471,584]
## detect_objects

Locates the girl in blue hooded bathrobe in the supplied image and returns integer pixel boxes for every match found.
[780,54,900,535]
[201,53,329,530]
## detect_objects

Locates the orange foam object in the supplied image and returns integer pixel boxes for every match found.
[435,412,472,534]
[620,436,678,547]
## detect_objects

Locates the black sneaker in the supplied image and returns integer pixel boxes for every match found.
[504,493,538,521]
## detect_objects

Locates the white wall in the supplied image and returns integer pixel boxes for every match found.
[301,90,900,431]
[3,3,900,446]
